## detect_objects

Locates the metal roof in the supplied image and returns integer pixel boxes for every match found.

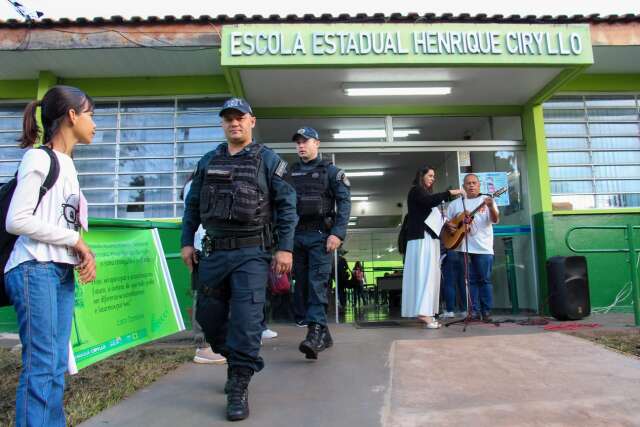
[1,13,639,28]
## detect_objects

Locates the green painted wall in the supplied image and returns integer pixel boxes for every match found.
[0,80,37,99]
[539,213,640,313]
[60,75,229,97]
[527,73,640,314]
[560,73,640,92]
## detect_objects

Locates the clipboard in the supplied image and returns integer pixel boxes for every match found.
[425,207,445,236]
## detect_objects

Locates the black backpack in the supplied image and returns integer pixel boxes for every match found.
[1,146,60,307]
[397,214,409,255]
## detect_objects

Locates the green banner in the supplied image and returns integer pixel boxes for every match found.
[69,228,185,372]
[222,23,593,67]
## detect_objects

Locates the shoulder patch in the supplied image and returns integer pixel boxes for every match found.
[275,160,288,178]
[336,170,350,187]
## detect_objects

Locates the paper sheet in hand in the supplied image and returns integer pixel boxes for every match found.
[425,208,445,236]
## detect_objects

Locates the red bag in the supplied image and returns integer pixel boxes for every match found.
[268,270,291,295]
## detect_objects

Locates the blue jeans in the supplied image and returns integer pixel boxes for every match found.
[5,260,75,427]
[468,254,494,315]
[442,251,467,313]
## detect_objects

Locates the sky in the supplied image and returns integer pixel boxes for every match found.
[1,0,638,20]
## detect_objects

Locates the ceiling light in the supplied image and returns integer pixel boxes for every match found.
[351,196,369,201]
[376,254,382,259]
[343,82,452,97]
[333,129,419,139]
[348,222,357,226]
[345,171,384,177]
[349,217,358,220]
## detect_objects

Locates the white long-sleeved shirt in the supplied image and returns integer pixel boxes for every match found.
[4,148,81,272]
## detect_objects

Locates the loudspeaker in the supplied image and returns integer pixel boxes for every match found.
[546,256,590,321]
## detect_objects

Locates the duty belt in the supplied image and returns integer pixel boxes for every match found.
[202,234,263,255]
[296,220,326,232]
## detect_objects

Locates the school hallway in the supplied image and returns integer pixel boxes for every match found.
[79,314,640,427]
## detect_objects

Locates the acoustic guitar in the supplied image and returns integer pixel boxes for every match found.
[441,187,508,250]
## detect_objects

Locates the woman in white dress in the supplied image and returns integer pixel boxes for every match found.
[401,166,463,328]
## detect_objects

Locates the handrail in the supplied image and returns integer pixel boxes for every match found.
[564,224,640,326]
[565,225,640,254]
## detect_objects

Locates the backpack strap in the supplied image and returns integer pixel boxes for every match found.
[34,146,60,213]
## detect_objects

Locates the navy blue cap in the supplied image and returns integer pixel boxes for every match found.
[219,98,253,117]
[292,126,320,141]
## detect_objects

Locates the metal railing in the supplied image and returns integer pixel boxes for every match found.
[565,224,640,326]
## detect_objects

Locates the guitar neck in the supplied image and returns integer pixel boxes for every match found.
[467,200,487,217]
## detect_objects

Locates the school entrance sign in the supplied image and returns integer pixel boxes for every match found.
[222,23,593,67]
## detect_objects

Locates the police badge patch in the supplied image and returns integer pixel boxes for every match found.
[336,170,350,187]
[275,160,288,177]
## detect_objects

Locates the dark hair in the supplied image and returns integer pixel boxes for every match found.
[413,165,436,192]
[354,261,362,270]
[20,85,94,149]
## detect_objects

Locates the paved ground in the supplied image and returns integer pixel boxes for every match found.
[78,313,640,427]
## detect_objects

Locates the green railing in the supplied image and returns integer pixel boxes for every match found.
[565,224,640,326]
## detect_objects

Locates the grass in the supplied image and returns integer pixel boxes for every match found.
[569,329,640,358]
[0,344,193,426]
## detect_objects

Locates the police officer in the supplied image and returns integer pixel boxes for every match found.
[290,127,351,360]
[181,98,297,421]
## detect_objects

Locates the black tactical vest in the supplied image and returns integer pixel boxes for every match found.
[199,143,271,236]
[290,160,334,223]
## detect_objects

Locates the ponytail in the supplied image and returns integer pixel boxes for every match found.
[18,85,94,150]
[19,100,41,148]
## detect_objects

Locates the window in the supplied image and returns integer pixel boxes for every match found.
[0,98,226,219]
[543,95,640,210]
[0,104,26,184]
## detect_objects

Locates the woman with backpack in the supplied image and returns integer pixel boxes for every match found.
[4,86,97,426]
[401,166,463,329]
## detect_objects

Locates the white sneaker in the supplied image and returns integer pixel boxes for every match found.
[442,311,455,318]
[193,347,226,365]
[261,328,278,339]
[424,321,441,329]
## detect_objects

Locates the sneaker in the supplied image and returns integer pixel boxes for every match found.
[424,321,441,329]
[193,347,227,365]
[261,328,278,339]
[482,312,493,322]
[470,312,481,321]
[295,320,308,328]
[442,311,455,318]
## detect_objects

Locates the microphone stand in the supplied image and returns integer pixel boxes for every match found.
[445,195,499,331]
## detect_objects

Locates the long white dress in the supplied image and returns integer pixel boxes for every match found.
[401,231,441,318]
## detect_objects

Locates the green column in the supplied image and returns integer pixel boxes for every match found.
[522,104,554,314]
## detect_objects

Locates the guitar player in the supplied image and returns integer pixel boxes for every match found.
[445,173,500,322]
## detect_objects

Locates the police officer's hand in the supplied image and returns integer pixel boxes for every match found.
[181,245,198,273]
[326,235,342,253]
[273,250,292,275]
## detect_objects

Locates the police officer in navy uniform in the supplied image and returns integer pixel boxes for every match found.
[290,127,351,360]
[181,98,297,421]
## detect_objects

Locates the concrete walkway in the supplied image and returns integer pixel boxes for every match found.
[79,315,640,427]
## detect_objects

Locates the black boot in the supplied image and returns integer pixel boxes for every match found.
[224,365,233,394]
[299,323,326,360]
[226,366,252,421]
[321,325,333,349]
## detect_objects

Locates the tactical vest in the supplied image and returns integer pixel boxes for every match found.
[199,143,271,236]
[290,160,334,224]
